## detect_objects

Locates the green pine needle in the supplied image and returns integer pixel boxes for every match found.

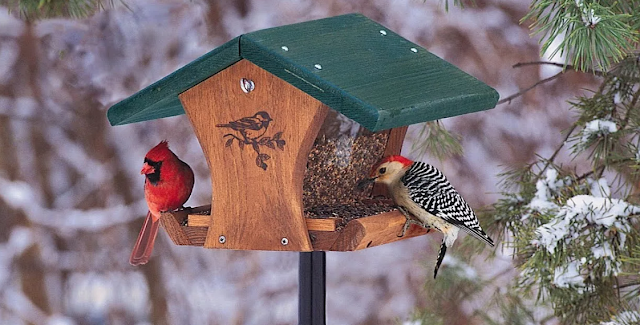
[1,0,127,20]
[412,121,464,161]
[524,0,639,72]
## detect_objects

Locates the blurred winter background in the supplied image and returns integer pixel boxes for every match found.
[0,0,601,324]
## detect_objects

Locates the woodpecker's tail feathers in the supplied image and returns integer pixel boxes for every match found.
[460,226,495,247]
[434,241,447,279]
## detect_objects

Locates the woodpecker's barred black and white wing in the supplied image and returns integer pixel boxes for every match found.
[401,162,495,247]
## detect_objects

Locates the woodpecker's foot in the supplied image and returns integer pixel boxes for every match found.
[396,206,411,237]
[397,218,423,237]
[396,206,410,218]
[396,206,429,237]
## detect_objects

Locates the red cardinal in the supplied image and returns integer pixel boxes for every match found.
[130,140,194,266]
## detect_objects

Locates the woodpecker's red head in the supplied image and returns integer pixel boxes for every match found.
[374,155,413,171]
[357,155,414,190]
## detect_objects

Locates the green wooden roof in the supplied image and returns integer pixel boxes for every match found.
[107,13,499,131]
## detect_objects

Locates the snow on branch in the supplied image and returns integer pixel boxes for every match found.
[578,119,618,149]
[533,194,639,255]
[514,171,640,294]
[527,169,564,214]
[553,261,585,293]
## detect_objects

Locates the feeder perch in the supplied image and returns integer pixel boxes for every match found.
[107,14,499,253]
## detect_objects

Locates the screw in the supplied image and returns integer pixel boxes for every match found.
[218,235,226,244]
[379,30,387,36]
[314,64,322,70]
[281,237,289,246]
[410,48,418,53]
[281,46,289,51]
[240,78,255,93]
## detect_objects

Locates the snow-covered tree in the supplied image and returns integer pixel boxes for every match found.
[484,1,640,323]
[412,1,640,324]
[488,56,640,323]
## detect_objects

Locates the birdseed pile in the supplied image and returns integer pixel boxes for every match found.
[304,202,397,230]
[302,111,389,214]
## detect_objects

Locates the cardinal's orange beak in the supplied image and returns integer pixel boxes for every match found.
[140,162,155,175]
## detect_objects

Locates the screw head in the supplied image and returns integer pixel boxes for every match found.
[410,47,418,53]
[240,78,255,93]
[281,237,289,246]
[218,235,226,244]
[281,46,289,51]
[314,64,322,70]
[379,30,387,36]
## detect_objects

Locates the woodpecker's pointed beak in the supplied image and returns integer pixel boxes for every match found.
[140,162,155,175]
[356,177,377,191]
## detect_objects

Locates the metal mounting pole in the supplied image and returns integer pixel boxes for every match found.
[298,251,326,325]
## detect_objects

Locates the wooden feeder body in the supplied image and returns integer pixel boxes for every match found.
[176,59,421,251]
[180,59,327,251]
[107,14,499,253]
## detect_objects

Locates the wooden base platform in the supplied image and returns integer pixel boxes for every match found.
[159,204,430,251]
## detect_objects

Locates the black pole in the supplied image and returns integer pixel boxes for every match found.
[298,251,326,325]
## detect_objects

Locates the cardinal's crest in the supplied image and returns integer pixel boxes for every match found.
[216,111,286,170]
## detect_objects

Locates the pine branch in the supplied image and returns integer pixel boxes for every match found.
[620,86,640,129]
[535,125,578,181]
[477,3,640,324]
[498,60,610,106]
[439,0,474,11]
[524,0,640,71]
[2,0,127,20]
[412,120,463,160]
[497,71,564,105]
[512,61,605,76]
[575,165,605,182]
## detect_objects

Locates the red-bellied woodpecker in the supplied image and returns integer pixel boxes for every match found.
[359,155,495,278]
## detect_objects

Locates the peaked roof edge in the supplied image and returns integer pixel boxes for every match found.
[374,91,499,130]
[107,37,241,126]
[107,13,499,131]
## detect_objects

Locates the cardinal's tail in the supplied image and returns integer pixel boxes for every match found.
[129,211,160,266]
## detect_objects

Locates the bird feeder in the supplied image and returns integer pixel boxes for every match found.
[107,14,498,253]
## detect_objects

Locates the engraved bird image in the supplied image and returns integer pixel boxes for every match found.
[216,111,273,144]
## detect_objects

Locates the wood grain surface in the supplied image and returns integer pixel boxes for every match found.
[189,214,340,232]
[159,209,208,246]
[179,59,328,251]
[183,208,429,251]
[313,210,429,251]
